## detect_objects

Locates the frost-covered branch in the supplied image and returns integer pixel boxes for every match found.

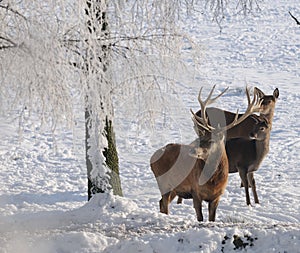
[0,36,17,50]
[202,0,262,27]
[0,2,27,20]
[0,0,263,132]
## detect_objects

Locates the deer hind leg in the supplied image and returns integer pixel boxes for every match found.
[159,191,176,214]
[248,172,259,204]
[208,197,220,222]
[192,192,203,222]
[238,168,251,206]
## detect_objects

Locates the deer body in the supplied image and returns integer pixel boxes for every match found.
[226,122,270,205]
[209,87,277,205]
[193,87,278,206]
[176,87,278,207]
[150,138,228,222]
[177,113,269,205]
[227,88,278,205]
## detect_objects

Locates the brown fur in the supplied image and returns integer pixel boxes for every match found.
[150,135,228,222]
[226,119,270,205]
[151,118,269,220]
[226,88,279,205]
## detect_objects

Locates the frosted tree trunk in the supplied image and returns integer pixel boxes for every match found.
[85,108,123,200]
[85,0,122,200]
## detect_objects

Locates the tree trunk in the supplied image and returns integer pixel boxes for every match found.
[103,116,123,196]
[85,109,105,200]
[86,109,123,200]
[85,0,123,200]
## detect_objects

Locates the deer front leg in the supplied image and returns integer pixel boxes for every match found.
[159,191,176,214]
[248,172,259,204]
[192,193,203,222]
[208,197,220,222]
[159,192,170,214]
[238,168,251,206]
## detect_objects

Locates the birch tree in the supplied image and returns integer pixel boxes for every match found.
[0,0,259,200]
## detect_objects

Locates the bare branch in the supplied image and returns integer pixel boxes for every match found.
[289,11,300,25]
[0,36,18,50]
[0,4,27,20]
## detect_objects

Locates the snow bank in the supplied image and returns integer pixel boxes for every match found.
[1,193,299,252]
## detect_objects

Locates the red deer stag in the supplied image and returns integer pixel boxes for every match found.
[150,86,262,221]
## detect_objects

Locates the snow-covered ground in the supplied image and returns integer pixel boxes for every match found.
[0,0,299,252]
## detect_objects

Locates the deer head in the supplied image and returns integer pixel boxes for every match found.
[249,117,270,141]
[255,87,279,115]
[190,86,263,159]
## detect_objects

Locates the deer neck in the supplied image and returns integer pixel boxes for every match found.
[252,132,270,170]
[261,108,275,129]
[198,137,226,186]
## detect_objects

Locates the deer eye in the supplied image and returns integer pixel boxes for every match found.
[260,127,265,131]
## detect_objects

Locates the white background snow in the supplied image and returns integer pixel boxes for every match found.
[0,0,299,252]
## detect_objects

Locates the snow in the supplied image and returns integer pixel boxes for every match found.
[1,0,300,252]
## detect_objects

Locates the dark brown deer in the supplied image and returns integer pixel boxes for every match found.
[226,118,270,205]
[150,86,262,221]
[226,88,279,205]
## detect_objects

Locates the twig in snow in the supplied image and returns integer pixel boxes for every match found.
[289,11,300,25]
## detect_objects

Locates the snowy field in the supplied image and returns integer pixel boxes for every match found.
[0,0,300,252]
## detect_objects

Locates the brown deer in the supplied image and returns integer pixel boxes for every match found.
[226,117,270,206]
[225,88,279,205]
[150,86,262,221]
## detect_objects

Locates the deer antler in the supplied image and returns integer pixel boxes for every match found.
[191,85,229,133]
[218,87,263,133]
[191,86,263,135]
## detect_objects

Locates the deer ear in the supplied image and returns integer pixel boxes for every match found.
[273,88,279,99]
[254,87,265,98]
[261,115,269,125]
[250,115,259,123]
